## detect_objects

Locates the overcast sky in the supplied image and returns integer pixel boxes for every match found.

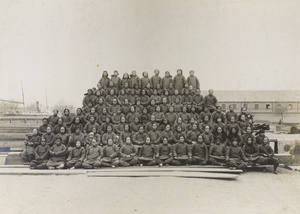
[0,0,300,108]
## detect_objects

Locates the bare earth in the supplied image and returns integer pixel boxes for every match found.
[0,168,299,214]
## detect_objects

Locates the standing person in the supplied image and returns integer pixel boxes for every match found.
[151,69,162,88]
[119,137,139,167]
[29,138,49,169]
[66,141,86,169]
[156,137,173,167]
[46,136,67,170]
[173,69,185,92]
[141,72,151,89]
[111,70,122,90]
[204,89,218,113]
[82,139,102,169]
[191,135,208,165]
[138,137,157,166]
[97,70,110,89]
[48,109,59,127]
[121,73,131,88]
[100,138,120,168]
[22,128,41,165]
[130,70,140,89]
[226,138,248,171]
[186,70,200,90]
[162,71,173,89]
[172,135,192,165]
[259,137,280,174]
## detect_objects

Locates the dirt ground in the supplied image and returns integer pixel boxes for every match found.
[0,167,299,214]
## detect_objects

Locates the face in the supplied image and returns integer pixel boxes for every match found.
[46,127,51,133]
[246,126,252,133]
[60,127,65,133]
[64,109,69,115]
[76,141,81,148]
[205,126,210,133]
[139,127,144,133]
[42,119,47,125]
[58,119,63,125]
[151,115,155,122]
[217,127,222,133]
[89,132,94,138]
[55,139,61,145]
[217,118,222,123]
[77,108,82,114]
[75,128,80,134]
[124,125,129,131]
[142,90,146,95]
[230,117,235,123]
[190,70,194,76]
[198,136,203,143]
[90,117,95,123]
[192,124,197,130]
[146,137,151,144]
[41,138,46,146]
[229,106,234,111]
[92,139,97,147]
[232,141,238,146]
[107,139,113,146]
[150,100,155,105]
[215,139,221,145]
[156,106,161,112]
[163,138,168,144]
[209,89,214,95]
[204,116,209,122]
[126,137,131,144]
[231,128,236,134]
[166,125,170,131]
[112,99,117,105]
[247,138,252,145]
[152,124,157,130]
[107,126,112,132]
[53,110,58,115]
[179,136,184,143]
[99,99,104,104]
[169,107,174,112]
[134,118,139,123]
[174,90,179,95]
[75,117,80,124]
[177,118,182,123]
[263,137,269,144]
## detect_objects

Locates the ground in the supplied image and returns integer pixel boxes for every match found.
[0,167,299,214]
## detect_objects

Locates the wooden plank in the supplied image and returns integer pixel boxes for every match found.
[0,169,87,176]
[87,167,243,174]
[0,165,28,168]
[87,171,238,180]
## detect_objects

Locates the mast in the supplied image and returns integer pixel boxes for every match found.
[20,81,25,113]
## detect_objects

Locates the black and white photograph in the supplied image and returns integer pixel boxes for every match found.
[0,0,300,213]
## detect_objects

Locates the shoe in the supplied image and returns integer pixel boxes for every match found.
[159,163,163,167]
[48,167,55,170]
[139,164,143,167]
[221,163,227,166]
[229,167,236,170]
[70,167,75,170]
[111,165,116,168]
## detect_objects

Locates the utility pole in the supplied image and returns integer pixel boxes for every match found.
[45,88,49,112]
[20,81,25,113]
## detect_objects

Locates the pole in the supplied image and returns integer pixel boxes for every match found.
[20,81,25,113]
[45,88,49,112]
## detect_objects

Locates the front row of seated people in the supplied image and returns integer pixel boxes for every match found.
[22,127,279,174]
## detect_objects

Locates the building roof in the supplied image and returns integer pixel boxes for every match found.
[214,90,300,102]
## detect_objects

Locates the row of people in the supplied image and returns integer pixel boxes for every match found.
[28,134,279,174]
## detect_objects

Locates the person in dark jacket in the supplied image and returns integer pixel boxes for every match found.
[141,71,151,89]
[22,128,41,165]
[66,141,85,169]
[204,89,218,113]
[48,109,59,127]
[97,70,110,89]
[111,70,122,89]
[138,137,157,166]
[172,135,192,165]
[30,138,49,169]
[186,70,200,89]
[82,139,102,169]
[130,70,140,89]
[46,136,67,169]
[209,137,227,166]
[156,137,173,166]
[119,137,138,167]
[100,138,120,167]
[226,138,248,170]
[259,137,280,174]
[191,135,208,165]
[151,69,161,88]
[162,71,173,89]
[243,137,265,166]
[173,69,185,92]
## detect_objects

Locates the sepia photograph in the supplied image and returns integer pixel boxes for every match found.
[0,0,300,213]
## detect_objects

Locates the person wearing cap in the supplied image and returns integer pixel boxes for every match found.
[138,137,157,166]
[209,137,227,166]
[162,71,173,89]
[97,70,110,89]
[66,141,85,169]
[225,138,248,170]
[141,72,151,89]
[46,136,67,170]
[151,69,162,89]
[173,69,186,92]
[38,118,51,136]
[211,106,227,124]
[191,135,208,165]
[130,70,141,89]
[30,137,50,169]
[82,89,95,107]
[48,109,59,127]
[186,70,200,90]
[119,137,139,167]
[110,70,121,89]
[204,89,218,113]
[172,135,192,165]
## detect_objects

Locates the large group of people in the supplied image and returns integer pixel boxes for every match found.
[21,69,279,173]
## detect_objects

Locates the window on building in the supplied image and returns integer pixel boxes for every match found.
[266,104,270,109]
[254,104,259,110]
[289,104,293,110]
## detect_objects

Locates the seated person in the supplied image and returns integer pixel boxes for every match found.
[243,137,265,166]
[119,137,138,167]
[209,137,227,166]
[259,137,280,174]
[42,126,56,147]
[132,126,148,148]
[186,124,201,145]
[156,138,173,167]
[138,137,156,166]
[22,128,41,165]
[100,138,120,168]
[66,141,86,169]
[30,137,49,169]
[172,135,192,166]
[191,135,208,165]
[225,138,248,171]
[82,139,102,169]
[68,127,85,151]
[46,136,67,170]
[201,125,214,150]
[148,123,161,145]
